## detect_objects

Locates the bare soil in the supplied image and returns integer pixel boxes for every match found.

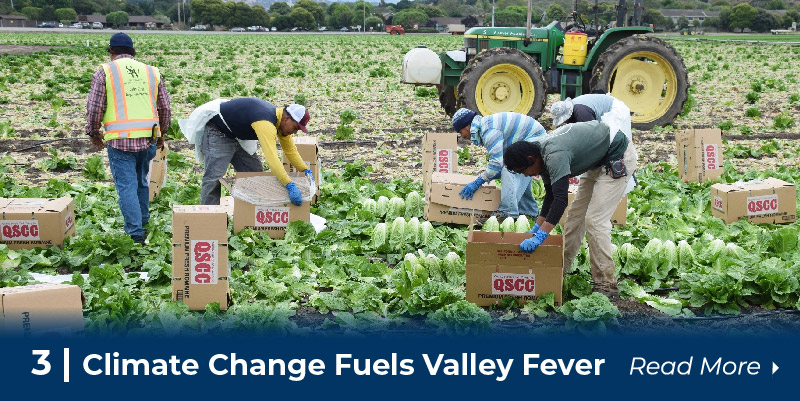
[0,44,59,55]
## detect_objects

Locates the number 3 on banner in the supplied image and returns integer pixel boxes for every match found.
[32,350,51,375]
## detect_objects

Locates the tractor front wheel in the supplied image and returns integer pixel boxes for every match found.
[590,35,689,130]
[457,48,547,118]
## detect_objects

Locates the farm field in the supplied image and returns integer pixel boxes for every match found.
[0,32,799,336]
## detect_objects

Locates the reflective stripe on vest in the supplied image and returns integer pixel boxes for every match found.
[101,59,160,140]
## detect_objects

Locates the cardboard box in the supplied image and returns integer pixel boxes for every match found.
[676,128,723,183]
[421,132,458,191]
[282,136,320,199]
[558,189,627,226]
[231,172,311,237]
[424,172,500,225]
[0,197,75,250]
[466,230,563,307]
[172,205,230,311]
[710,178,796,224]
[0,283,84,337]
[147,143,169,201]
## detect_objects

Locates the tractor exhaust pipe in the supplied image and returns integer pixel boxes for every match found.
[524,0,532,46]
[616,0,628,27]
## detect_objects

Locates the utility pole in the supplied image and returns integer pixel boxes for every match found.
[363,3,366,33]
[492,0,495,27]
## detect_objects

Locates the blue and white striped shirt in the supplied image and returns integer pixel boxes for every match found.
[470,112,546,182]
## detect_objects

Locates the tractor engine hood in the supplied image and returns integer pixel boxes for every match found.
[464,22,556,40]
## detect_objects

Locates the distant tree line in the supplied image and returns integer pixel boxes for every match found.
[0,0,797,32]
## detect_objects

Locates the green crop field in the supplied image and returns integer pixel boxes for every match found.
[1,32,799,335]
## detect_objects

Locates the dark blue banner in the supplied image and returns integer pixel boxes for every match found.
[0,333,795,399]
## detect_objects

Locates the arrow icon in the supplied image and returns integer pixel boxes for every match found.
[772,362,779,374]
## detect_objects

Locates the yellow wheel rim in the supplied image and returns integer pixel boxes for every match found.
[606,51,678,126]
[474,63,535,116]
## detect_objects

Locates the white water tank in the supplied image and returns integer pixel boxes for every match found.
[401,46,442,85]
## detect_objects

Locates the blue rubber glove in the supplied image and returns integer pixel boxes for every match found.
[285,182,303,206]
[304,169,316,189]
[528,223,541,234]
[520,230,549,253]
[459,177,485,200]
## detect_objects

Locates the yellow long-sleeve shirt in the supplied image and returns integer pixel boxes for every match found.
[251,107,308,186]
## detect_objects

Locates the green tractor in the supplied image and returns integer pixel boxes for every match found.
[400,0,689,130]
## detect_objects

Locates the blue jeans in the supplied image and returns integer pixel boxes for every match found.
[200,124,263,205]
[498,167,539,218]
[107,143,157,241]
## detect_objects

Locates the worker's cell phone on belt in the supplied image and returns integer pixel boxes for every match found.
[608,159,626,179]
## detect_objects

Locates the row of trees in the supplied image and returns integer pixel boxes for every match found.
[1,0,798,32]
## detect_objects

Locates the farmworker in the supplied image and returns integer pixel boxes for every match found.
[451,108,546,221]
[185,98,313,206]
[550,93,636,193]
[85,32,171,245]
[503,121,638,296]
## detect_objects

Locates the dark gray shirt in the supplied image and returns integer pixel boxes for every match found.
[538,121,618,185]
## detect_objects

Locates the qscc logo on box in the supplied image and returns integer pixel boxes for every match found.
[713,196,724,211]
[704,144,719,170]
[255,207,290,227]
[65,212,75,230]
[0,220,40,240]
[437,149,453,173]
[747,194,778,216]
[491,272,535,296]
[191,240,217,284]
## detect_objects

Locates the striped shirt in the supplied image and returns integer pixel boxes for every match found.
[471,112,546,182]
[85,54,172,152]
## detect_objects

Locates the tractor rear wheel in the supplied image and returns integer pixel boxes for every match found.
[457,48,547,118]
[590,35,689,130]
[437,85,459,116]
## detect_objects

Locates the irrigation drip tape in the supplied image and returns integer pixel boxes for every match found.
[650,287,680,293]
[13,137,89,152]
[671,309,800,322]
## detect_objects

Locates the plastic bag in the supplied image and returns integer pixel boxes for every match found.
[231,174,315,207]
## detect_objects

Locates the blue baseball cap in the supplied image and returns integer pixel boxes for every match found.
[109,32,133,48]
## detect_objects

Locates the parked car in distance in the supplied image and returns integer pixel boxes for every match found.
[69,22,82,29]
[190,24,206,31]
[230,27,245,32]
[270,27,277,31]
[81,22,90,29]
[319,27,328,32]
[37,22,56,28]
[340,27,349,32]
[92,22,103,29]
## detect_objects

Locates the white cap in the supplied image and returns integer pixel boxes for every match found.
[550,98,574,126]
[285,104,309,133]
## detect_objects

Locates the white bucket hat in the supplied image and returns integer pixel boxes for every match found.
[550,98,574,126]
